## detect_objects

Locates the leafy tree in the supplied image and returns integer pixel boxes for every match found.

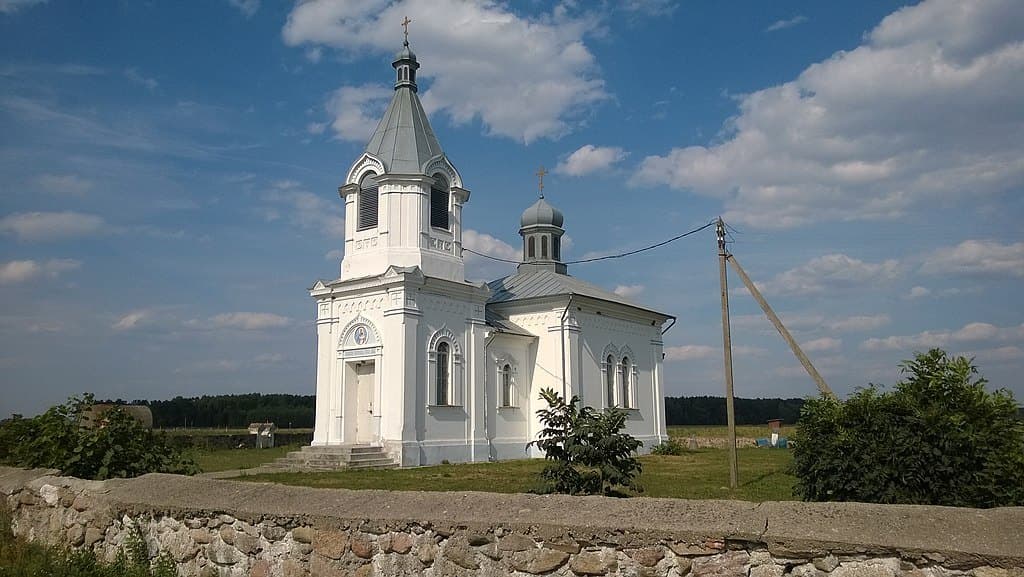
[528,388,643,496]
[0,394,198,480]
[790,349,1024,507]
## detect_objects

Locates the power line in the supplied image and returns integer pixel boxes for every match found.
[461,220,716,265]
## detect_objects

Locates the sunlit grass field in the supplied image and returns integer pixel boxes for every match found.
[227,448,795,501]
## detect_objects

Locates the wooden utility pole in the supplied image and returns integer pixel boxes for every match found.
[726,254,836,399]
[717,217,739,489]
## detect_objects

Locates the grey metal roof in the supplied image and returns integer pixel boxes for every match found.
[520,197,564,228]
[365,82,443,175]
[484,308,533,336]
[486,269,671,319]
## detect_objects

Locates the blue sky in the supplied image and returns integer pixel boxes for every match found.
[2,0,1022,417]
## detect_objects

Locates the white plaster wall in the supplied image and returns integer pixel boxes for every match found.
[484,333,535,461]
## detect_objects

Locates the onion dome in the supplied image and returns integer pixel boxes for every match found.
[520,197,564,229]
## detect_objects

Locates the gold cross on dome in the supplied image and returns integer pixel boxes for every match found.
[536,166,548,197]
[401,16,412,42]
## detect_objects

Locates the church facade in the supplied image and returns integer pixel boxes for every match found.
[309,39,671,467]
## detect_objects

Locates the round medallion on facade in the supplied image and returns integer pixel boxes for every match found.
[354,325,368,345]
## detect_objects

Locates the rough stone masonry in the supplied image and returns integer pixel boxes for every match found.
[2,466,1022,577]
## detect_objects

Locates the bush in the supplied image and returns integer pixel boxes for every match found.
[0,394,198,480]
[528,388,643,496]
[650,438,687,456]
[790,349,1024,507]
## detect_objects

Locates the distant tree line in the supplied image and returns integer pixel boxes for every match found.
[664,396,805,426]
[99,394,316,429]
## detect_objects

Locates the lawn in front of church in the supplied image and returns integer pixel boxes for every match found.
[229,448,796,502]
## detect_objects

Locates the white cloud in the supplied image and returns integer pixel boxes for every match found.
[827,314,891,332]
[325,84,392,142]
[227,0,259,18]
[0,259,80,284]
[262,181,345,238]
[206,312,291,330]
[665,345,716,361]
[664,344,765,361]
[124,67,158,91]
[612,284,644,298]
[861,321,1024,351]
[921,239,1024,278]
[965,346,1024,362]
[112,310,151,331]
[306,121,327,135]
[766,15,808,32]
[36,174,93,195]
[284,0,607,143]
[753,254,900,296]
[635,0,1024,228]
[802,336,841,352]
[907,285,932,299]
[555,145,627,176]
[0,0,46,13]
[0,211,105,242]
[463,229,519,261]
[325,248,345,261]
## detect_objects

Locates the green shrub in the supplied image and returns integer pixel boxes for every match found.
[528,388,643,496]
[0,394,198,480]
[790,349,1024,507]
[650,438,687,456]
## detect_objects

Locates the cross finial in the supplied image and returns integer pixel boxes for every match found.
[536,166,548,198]
[401,16,412,44]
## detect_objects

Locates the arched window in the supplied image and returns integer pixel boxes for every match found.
[553,236,560,260]
[430,174,450,229]
[357,173,379,230]
[620,357,632,409]
[541,236,548,259]
[500,363,513,407]
[528,237,535,258]
[606,354,616,407]
[436,342,450,405]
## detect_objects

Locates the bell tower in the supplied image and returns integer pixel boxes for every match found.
[337,33,470,283]
[518,181,567,275]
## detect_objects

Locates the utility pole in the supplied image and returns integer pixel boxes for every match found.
[726,254,836,399]
[717,217,739,489]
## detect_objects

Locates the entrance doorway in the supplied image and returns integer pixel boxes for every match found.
[344,359,377,444]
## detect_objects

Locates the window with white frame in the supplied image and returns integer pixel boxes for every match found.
[428,328,462,407]
[605,353,616,407]
[430,174,450,230]
[500,363,514,407]
[620,356,633,409]
[357,173,379,231]
[436,342,451,405]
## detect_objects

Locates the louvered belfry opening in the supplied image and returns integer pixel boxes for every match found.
[357,173,379,230]
[430,175,450,230]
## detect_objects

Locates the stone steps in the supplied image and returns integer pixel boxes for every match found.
[265,444,397,471]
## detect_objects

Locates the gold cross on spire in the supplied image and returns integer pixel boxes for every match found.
[536,166,548,198]
[401,16,412,43]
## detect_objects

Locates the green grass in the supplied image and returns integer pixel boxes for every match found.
[668,425,787,439]
[237,448,796,501]
[0,507,176,577]
[187,444,301,473]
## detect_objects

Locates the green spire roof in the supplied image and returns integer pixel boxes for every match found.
[364,42,443,175]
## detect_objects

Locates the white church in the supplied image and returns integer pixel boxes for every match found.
[309,38,672,467]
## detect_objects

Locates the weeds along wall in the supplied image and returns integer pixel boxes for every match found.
[2,466,1022,577]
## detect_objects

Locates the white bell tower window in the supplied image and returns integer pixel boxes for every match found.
[430,174,450,230]
[357,173,379,231]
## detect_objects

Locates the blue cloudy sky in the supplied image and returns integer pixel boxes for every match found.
[2,0,1022,416]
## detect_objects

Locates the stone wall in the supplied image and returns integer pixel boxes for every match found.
[2,467,1021,577]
